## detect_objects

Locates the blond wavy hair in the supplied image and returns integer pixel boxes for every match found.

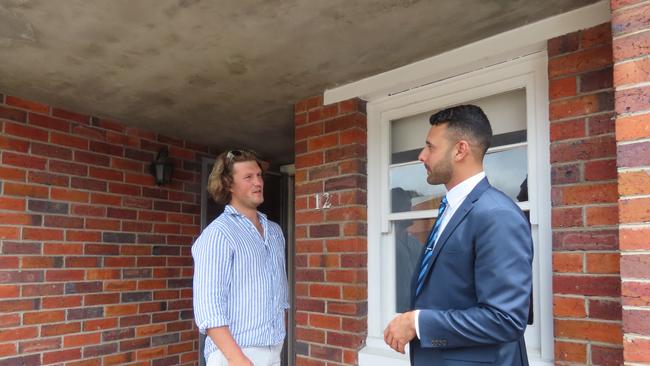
[207,149,264,205]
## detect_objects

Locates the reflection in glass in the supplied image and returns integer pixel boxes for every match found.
[390,162,446,213]
[484,146,528,201]
[393,216,435,313]
[389,145,528,213]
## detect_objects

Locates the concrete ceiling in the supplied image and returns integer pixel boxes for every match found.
[0,0,598,164]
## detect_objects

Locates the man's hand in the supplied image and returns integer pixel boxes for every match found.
[384,311,417,354]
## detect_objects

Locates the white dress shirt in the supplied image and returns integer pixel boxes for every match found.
[414,171,486,339]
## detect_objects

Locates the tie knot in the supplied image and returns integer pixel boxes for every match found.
[439,196,448,211]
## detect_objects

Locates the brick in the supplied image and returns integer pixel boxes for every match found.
[590,299,622,321]
[90,193,121,206]
[86,218,120,230]
[580,67,613,92]
[0,314,20,327]
[44,242,83,255]
[64,281,103,294]
[0,227,20,240]
[0,166,26,182]
[2,152,46,170]
[623,309,650,336]
[65,332,102,347]
[553,296,586,317]
[547,163,582,185]
[75,150,110,166]
[588,112,615,136]
[552,207,583,228]
[296,151,324,168]
[19,337,60,354]
[618,170,650,196]
[613,30,650,61]
[584,159,616,181]
[555,319,622,343]
[585,205,618,226]
[622,281,650,307]
[586,252,620,275]
[624,336,650,363]
[88,166,123,182]
[548,32,579,57]
[620,197,650,223]
[549,76,577,100]
[5,95,48,113]
[0,196,25,211]
[29,113,70,132]
[549,45,613,78]
[550,118,585,141]
[553,252,583,272]
[0,135,29,153]
[22,227,63,241]
[50,131,88,149]
[549,92,614,121]
[0,270,43,284]
[87,269,121,280]
[0,298,39,312]
[41,295,82,309]
[28,171,69,187]
[553,229,619,251]
[581,23,612,48]
[309,224,339,238]
[614,56,650,87]
[0,106,26,122]
[22,283,63,296]
[619,140,650,168]
[50,160,88,176]
[554,341,587,363]
[23,310,65,324]
[52,108,90,124]
[44,215,84,228]
[617,113,650,142]
[616,85,650,116]
[4,182,49,198]
[0,212,40,225]
[620,254,650,278]
[553,275,620,296]
[552,182,617,205]
[42,348,82,364]
[46,269,84,281]
[21,256,63,268]
[85,243,120,255]
[620,227,650,250]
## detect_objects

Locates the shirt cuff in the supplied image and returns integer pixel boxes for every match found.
[414,310,421,339]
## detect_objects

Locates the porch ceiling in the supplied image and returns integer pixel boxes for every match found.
[0,0,598,164]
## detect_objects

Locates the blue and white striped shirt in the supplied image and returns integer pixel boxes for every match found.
[192,205,289,360]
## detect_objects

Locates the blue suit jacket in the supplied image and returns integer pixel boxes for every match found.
[409,178,533,366]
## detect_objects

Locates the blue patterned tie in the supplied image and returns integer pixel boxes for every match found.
[416,197,448,296]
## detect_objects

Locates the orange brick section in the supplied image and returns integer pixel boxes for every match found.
[0,94,213,366]
[611,1,650,364]
[294,96,367,366]
[548,23,623,365]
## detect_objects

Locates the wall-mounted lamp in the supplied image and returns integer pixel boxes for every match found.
[150,147,173,186]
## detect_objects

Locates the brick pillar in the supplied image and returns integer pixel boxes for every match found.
[611,0,650,363]
[293,96,367,365]
[548,23,624,365]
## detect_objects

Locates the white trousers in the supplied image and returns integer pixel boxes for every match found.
[207,344,283,366]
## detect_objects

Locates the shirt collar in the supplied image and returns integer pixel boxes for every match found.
[445,171,486,209]
[224,204,267,221]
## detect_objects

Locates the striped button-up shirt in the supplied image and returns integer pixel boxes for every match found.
[192,205,289,360]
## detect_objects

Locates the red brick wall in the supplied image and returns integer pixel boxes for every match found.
[611,0,650,363]
[293,96,367,365]
[0,94,212,365]
[548,23,624,365]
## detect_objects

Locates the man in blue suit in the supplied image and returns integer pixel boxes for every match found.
[384,105,533,365]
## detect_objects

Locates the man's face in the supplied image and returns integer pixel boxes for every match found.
[418,124,455,186]
[229,160,264,209]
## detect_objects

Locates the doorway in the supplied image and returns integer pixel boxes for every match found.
[198,158,295,366]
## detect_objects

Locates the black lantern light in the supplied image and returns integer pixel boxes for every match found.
[150,147,173,186]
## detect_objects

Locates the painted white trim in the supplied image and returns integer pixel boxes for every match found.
[324,0,610,105]
[362,53,554,365]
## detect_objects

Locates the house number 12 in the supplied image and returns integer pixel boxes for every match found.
[315,193,332,210]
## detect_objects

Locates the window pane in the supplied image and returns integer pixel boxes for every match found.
[484,145,528,202]
[390,88,527,163]
[394,217,435,313]
[390,164,445,213]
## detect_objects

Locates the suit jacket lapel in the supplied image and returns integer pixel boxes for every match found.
[414,178,491,300]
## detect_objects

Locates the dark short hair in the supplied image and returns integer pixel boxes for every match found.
[429,104,492,157]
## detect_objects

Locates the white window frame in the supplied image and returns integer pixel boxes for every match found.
[362,52,553,366]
